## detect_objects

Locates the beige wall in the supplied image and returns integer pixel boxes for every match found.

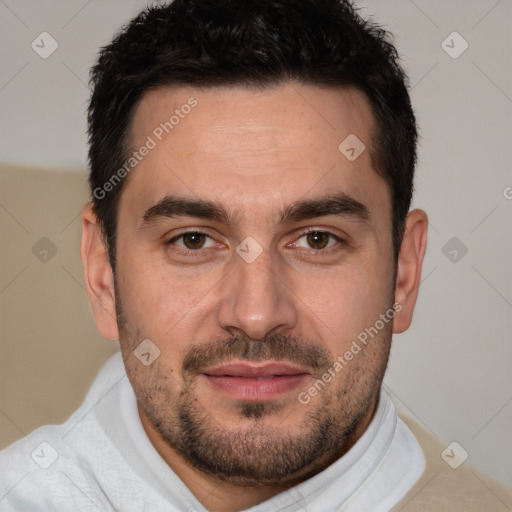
[0,164,118,447]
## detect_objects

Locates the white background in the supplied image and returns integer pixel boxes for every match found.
[1,0,511,487]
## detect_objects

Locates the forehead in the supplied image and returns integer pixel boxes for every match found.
[121,83,389,225]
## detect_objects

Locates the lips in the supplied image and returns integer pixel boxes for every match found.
[204,362,309,378]
[202,362,310,401]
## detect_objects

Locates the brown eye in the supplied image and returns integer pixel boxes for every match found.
[181,232,207,249]
[166,231,220,259]
[292,230,343,252]
[306,231,330,249]
[168,231,216,251]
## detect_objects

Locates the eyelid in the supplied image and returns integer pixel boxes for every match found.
[165,227,348,257]
[165,230,221,260]
[289,228,347,249]
[167,229,218,246]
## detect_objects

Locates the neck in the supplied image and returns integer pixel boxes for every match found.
[137,397,379,512]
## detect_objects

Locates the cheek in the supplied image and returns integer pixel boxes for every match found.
[116,252,221,348]
[300,261,393,344]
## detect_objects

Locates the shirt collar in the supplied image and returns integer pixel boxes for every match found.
[120,372,424,512]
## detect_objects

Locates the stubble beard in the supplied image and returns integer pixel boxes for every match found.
[115,281,393,486]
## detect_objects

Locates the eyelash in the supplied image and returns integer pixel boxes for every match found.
[292,228,347,251]
[166,229,347,257]
[166,231,218,259]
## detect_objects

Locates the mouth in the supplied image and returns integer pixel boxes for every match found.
[202,361,310,401]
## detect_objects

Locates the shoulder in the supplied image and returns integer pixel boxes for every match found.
[391,415,512,511]
[0,424,115,511]
[0,351,127,511]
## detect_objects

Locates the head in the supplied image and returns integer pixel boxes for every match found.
[82,0,427,488]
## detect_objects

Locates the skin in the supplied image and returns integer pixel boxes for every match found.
[81,83,428,512]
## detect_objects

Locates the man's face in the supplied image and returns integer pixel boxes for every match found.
[114,83,396,484]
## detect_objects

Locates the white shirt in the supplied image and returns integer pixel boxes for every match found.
[0,351,425,511]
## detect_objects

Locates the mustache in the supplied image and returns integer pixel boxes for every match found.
[182,334,333,376]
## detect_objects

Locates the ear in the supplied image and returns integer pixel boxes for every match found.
[393,209,428,333]
[80,203,119,340]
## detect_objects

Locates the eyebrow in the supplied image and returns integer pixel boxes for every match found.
[140,192,370,229]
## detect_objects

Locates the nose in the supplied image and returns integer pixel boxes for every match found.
[216,244,298,341]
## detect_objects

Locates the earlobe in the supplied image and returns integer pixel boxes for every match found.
[80,203,119,340]
[393,209,428,334]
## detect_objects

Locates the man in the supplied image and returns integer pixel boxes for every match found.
[0,1,508,510]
